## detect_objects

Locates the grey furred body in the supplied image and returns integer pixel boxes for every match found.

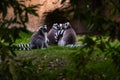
[58,22,77,46]
[14,25,48,51]
[47,28,57,45]
[30,25,48,49]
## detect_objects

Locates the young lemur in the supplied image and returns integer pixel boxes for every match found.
[15,25,49,50]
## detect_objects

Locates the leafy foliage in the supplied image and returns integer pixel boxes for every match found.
[60,0,120,79]
[62,0,120,39]
[69,36,120,80]
[0,0,39,79]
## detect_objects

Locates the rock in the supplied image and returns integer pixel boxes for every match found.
[6,0,89,34]
[24,0,71,32]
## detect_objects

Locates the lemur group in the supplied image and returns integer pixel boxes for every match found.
[16,22,78,50]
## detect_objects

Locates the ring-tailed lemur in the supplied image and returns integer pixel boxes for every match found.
[52,22,86,48]
[14,25,49,50]
[30,25,49,49]
[47,23,61,45]
[58,22,77,46]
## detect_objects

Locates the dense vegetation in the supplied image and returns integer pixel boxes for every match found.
[3,32,120,80]
[0,0,120,80]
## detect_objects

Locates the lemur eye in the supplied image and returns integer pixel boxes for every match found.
[42,27,47,32]
[44,25,47,30]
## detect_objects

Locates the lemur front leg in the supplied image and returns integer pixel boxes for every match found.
[44,32,49,47]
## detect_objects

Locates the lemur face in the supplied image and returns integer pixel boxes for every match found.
[52,23,61,30]
[40,25,48,37]
[37,25,48,39]
[39,25,47,32]
[63,22,71,29]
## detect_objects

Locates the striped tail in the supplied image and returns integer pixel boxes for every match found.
[15,44,31,51]
[54,29,65,42]
[66,43,87,48]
